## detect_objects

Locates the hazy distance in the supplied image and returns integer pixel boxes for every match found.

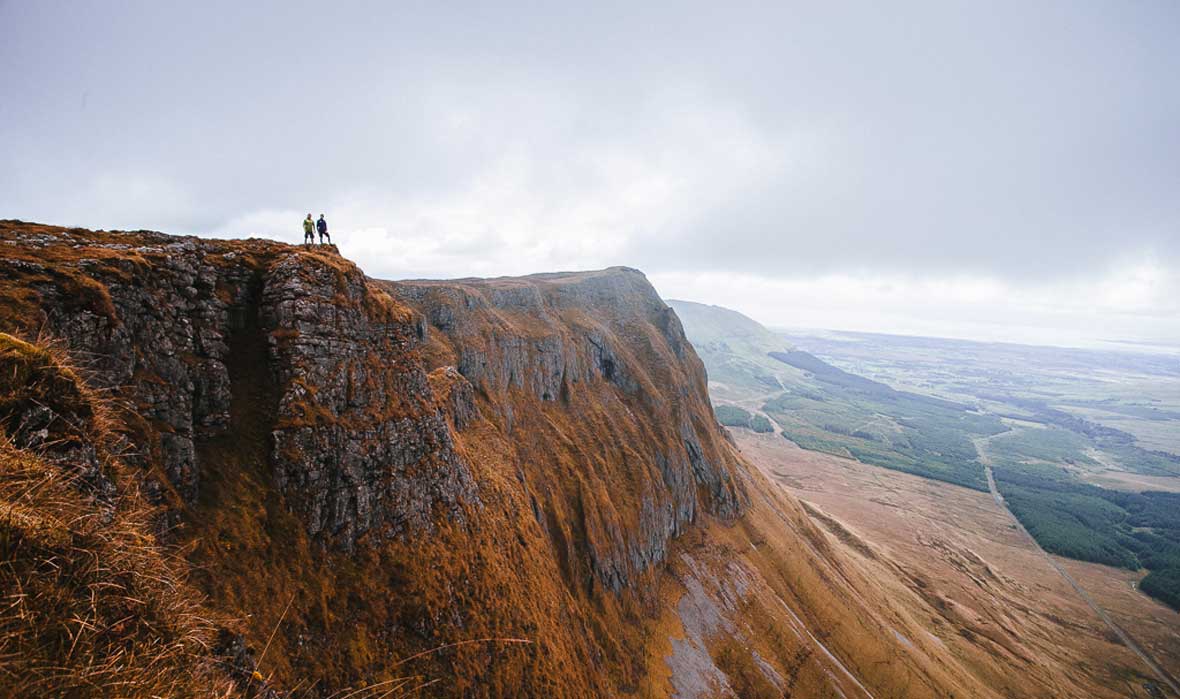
[3,1,1178,347]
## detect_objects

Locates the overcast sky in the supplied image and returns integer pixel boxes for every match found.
[3,1,1178,348]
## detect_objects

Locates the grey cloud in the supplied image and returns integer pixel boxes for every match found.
[2,0,1178,282]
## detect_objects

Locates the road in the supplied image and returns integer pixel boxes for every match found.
[973,434,1180,697]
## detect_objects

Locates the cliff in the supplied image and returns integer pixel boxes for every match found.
[390,270,745,592]
[0,221,997,698]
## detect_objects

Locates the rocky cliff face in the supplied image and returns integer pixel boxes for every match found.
[263,253,478,547]
[0,221,998,699]
[392,270,746,592]
[1,226,477,550]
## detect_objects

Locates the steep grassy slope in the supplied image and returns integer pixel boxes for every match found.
[0,334,245,696]
[677,299,1180,698]
[0,221,999,698]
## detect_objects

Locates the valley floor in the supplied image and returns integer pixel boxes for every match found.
[733,428,1180,699]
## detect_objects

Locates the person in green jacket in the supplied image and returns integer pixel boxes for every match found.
[302,214,315,245]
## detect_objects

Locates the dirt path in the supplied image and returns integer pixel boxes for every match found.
[973,434,1180,697]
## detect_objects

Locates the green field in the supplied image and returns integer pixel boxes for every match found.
[986,427,1098,468]
[676,304,1180,610]
[777,329,1180,478]
[991,455,1180,609]
[714,404,774,433]
[760,351,1005,491]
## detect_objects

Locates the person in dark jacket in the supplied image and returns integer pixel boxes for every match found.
[303,214,315,245]
[316,214,330,244]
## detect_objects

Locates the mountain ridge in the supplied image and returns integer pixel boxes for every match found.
[0,220,993,697]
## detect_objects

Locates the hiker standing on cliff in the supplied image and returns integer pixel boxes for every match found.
[302,214,315,245]
[316,214,331,245]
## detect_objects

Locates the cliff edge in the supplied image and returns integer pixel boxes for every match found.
[0,221,996,698]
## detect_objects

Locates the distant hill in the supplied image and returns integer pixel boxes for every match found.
[667,299,805,399]
[666,299,786,349]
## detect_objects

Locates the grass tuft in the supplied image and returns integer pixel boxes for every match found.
[0,332,235,697]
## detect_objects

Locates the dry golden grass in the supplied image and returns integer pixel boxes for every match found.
[735,429,1179,699]
[0,440,236,697]
[0,331,532,699]
[0,221,1048,698]
[0,333,118,451]
[0,332,238,697]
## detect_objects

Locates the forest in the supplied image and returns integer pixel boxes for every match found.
[714,404,774,433]
[993,464,1180,610]
[729,341,1180,610]
[760,362,1005,492]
